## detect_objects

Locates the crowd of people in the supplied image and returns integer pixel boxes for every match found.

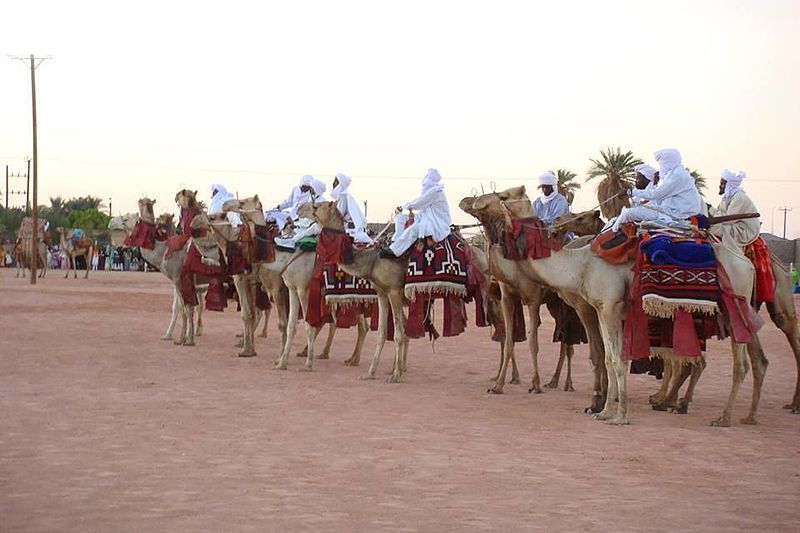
[1,241,152,272]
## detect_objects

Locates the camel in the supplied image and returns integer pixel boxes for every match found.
[113,199,207,343]
[466,186,765,426]
[460,197,609,412]
[14,219,48,279]
[56,227,93,279]
[213,196,370,368]
[555,210,800,416]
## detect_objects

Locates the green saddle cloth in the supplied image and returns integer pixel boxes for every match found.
[296,236,318,252]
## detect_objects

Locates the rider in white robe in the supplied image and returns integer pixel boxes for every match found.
[332,173,372,244]
[532,171,570,224]
[209,183,241,226]
[709,169,760,248]
[274,176,327,248]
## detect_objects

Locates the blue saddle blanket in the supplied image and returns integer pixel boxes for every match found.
[640,234,716,268]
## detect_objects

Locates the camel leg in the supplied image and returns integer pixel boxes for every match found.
[546,343,567,389]
[710,341,749,427]
[388,289,408,383]
[676,357,707,414]
[510,350,520,385]
[345,314,369,366]
[362,294,389,379]
[195,290,205,337]
[235,275,257,357]
[526,303,542,394]
[649,357,671,407]
[259,305,271,338]
[297,287,318,372]
[766,302,800,413]
[64,256,70,279]
[490,291,517,394]
[741,335,769,425]
[594,310,628,425]
[576,303,606,414]
[84,250,91,278]
[663,359,692,411]
[318,323,336,360]
[492,343,504,382]
[274,289,300,370]
[563,344,575,392]
[163,288,181,340]
[183,304,196,346]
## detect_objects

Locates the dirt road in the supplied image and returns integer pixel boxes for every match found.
[1,271,798,532]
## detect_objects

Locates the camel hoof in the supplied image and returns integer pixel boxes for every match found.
[592,410,612,421]
[238,351,257,358]
[710,417,730,427]
[343,358,359,367]
[564,383,575,392]
[195,330,203,337]
[528,385,542,394]
[386,374,401,383]
[295,352,307,358]
[648,394,665,406]
[272,362,287,371]
[359,373,376,380]
[740,416,758,425]
[487,386,504,395]
[510,377,521,385]
[174,339,184,346]
[297,365,313,373]
[183,340,195,347]
[160,336,173,341]
[605,416,629,426]
[317,353,330,360]
[651,403,668,412]
[674,400,689,414]
[544,380,559,389]
[782,403,800,413]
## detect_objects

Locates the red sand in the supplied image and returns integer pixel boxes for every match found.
[1,270,798,532]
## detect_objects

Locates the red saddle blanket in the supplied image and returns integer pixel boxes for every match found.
[124,220,162,250]
[503,217,562,261]
[744,237,774,304]
[405,233,469,300]
[179,244,227,311]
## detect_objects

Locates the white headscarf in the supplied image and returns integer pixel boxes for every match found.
[538,171,558,204]
[209,183,235,214]
[299,175,314,187]
[654,148,684,180]
[331,173,366,230]
[421,168,444,194]
[721,168,746,201]
[310,177,327,197]
[634,164,657,182]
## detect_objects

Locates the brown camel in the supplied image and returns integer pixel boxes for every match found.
[15,219,48,279]
[460,196,609,412]
[467,186,765,426]
[110,205,206,341]
[212,197,370,367]
[555,210,800,416]
[308,201,411,382]
[56,227,93,279]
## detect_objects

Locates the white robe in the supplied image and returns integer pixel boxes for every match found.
[335,192,372,244]
[709,189,760,247]
[390,188,452,255]
[209,187,241,226]
[532,193,569,224]
[630,167,702,221]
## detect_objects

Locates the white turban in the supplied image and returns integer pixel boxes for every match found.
[331,173,352,199]
[721,168,746,201]
[654,148,683,179]
[299,174,314,187]
[538,171,558,187]
[421,168,444,194]
[310,177,327,196]
[208,183,235,215]
[634,164,657,182]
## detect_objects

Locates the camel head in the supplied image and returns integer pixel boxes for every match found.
[175,189,198,209]
[306,201,345,231]
[195,211,237,242]
[470,186,533,220]
[157,213,176,235]
[137,197,157,222]
[552,210,605,238]
[222,194,261,214]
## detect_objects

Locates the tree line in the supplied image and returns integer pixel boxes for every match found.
[0,195,111,243]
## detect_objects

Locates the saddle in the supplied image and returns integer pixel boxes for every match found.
[590,223,638,264]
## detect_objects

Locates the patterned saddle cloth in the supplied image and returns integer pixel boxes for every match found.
[405,233,469,300]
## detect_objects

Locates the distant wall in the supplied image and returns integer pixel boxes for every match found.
[761,233,799,266]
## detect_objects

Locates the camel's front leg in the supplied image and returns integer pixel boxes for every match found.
[594,311,627,424]
[318,322,336,360]
[575,303,605,413]
[234,276,257,357]
[64,256,71,279]
[675,356,707,414]
[345,313,369,366]
[163,288,181,340]
[387,289,408,383]
[526,303,542,393]
[259,304,271,338]
[84,252,91,278]
[363,295,389,379]
[195,290,205,337]
[711,341,749,427]
[183,304,196,346]
[490,291,517,394]
[649,356,672,408]
[274,289,300,370]
[741,336,769,425]
[546,343,567,389]
[563,344,574,392]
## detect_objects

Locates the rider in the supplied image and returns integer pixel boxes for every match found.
[708,169,760,248]
[532,171,569,224]
[209,183,242,226]
[331,173,372,244]
[609,163,658,231]
[381,168,451,258]
[274,176,327,249]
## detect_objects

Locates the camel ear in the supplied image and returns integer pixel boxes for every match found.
[153,199,156,205]
[594,210,601,219]
[254,194,260,203]
[193,190,198,197]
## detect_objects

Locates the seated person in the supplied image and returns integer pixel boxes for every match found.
[208,183,242,226]
[609,163,658,231]
[381,168,451,258]
[708,169,760,249]
[274,176,327,248]
[331,173,372,244]
[532,171,569,224]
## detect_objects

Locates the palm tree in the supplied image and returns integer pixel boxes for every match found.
[549,169,581,205]
[587,147,643,219]
[686,168,706,191]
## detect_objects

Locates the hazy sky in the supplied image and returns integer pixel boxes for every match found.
[2,0,799,236]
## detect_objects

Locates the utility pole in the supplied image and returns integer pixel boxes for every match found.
[4,165,7,209]
[779,206,793,239]
[26,157,31,214]
[109,197,112,217]
[10,54,50,284]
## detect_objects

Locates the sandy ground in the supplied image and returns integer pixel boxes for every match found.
[1,269,799,532]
